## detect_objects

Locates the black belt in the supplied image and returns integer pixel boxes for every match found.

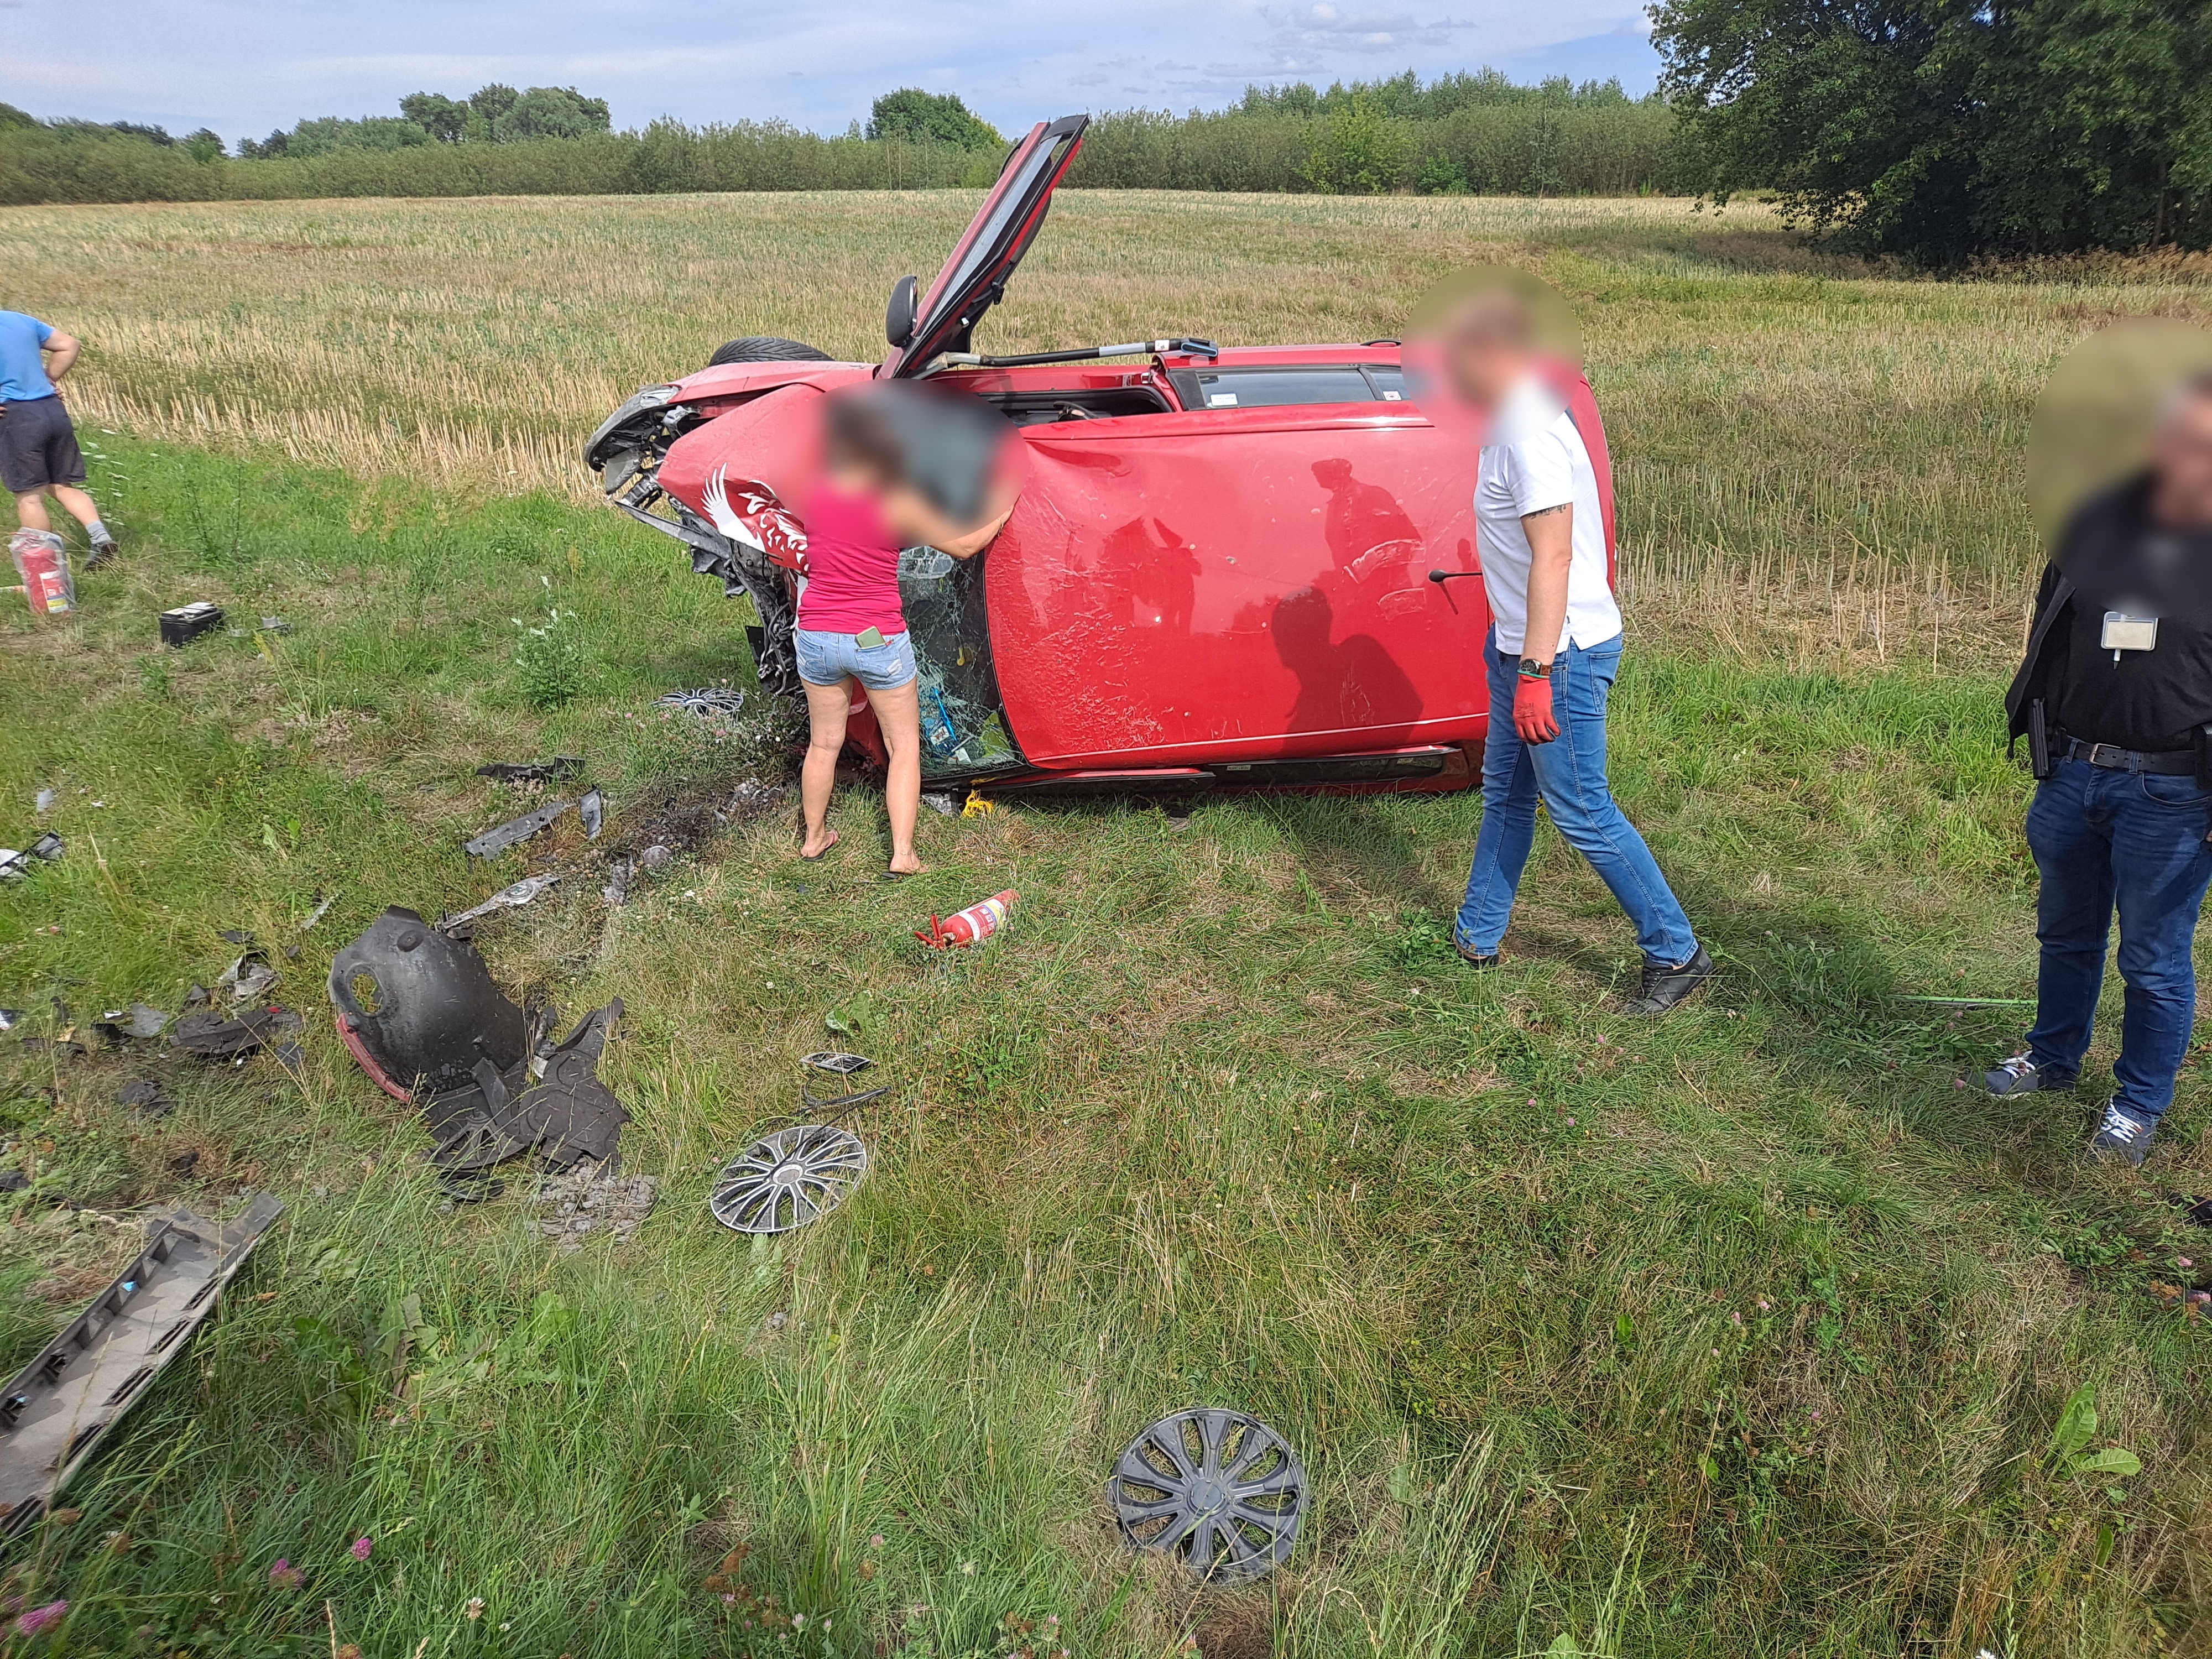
[2058,734,2197,776]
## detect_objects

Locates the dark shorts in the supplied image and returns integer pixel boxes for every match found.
[0,397,86,494]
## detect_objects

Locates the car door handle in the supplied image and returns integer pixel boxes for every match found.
[1427,568,1479,584]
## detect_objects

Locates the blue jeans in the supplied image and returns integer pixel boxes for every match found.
[2023,756,2212,1123]
[1455,632,1698,966]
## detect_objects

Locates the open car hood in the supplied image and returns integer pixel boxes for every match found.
[885,113,1089,377]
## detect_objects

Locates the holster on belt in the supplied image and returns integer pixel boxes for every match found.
[2028,700,2053,781]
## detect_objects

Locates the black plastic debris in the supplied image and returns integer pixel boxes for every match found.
[1108,1409,1308,1582]
[0,1010,20,1032]
[430,1001,629,1174]
[329,908,632,1181]
[2172,1192,2212,1230]
[440,874,560,935]
[476,757,584,785]
[166,1150,199,1178]
[0,1171,25,1193]
[117,1078,173,1118]
[0,1193,281,1536]
[94,1004,171,1042]
[655,687,746,718]
[159,601,224,647]
[20,1039,86,1061]
[465,797,577,859]
[438,1169,506,1204]
[181,984,209,1010]
[328,907,527,1103]
[217,928,254,946]
[171,1004,302,1059]
[802,1052,873,1075]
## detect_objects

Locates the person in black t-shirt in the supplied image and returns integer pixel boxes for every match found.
[1993,371,2212,1164]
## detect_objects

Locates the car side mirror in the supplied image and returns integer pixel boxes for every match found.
[886,275,919,349]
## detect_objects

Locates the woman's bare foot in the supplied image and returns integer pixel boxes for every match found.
[800,827,841,861]
[888,853,926,877]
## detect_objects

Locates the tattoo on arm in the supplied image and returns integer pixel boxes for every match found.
[1524,503,1572,519]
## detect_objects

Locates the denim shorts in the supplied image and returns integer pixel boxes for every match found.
[794,626,916,691]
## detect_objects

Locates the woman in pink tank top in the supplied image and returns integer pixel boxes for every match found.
[796,394,1014,875]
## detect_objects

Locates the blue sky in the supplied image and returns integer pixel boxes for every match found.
[0,0,1662,144]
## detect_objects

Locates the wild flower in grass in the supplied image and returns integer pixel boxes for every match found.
[268,1558,305,1590]
[351,1535,373,1562]
[2179,1257,2195,1269]
[12,1600,68,1637]
[1731,1311,1742,1326]
[465,1597,485,1620]
[870,1533,885,1549]
[1757,1299,1771,1312]
[791,1611,805,1629]
[961,1561,976,1575]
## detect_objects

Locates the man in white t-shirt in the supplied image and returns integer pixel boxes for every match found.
[1444,291,1709,1013]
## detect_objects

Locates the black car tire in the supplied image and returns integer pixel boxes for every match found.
[708,336,833,367]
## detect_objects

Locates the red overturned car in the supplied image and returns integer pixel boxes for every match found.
[585,113,1616,796]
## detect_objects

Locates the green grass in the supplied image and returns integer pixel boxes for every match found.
[0,197,2208,1657]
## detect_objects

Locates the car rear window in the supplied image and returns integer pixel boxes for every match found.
[1176,367,1402,410]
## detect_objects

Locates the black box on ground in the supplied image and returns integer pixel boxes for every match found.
[159,602,224,647]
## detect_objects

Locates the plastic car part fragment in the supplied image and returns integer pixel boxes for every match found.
[801,1052,874,1075]
[427,1001,629,1174]
[0,1193,281,1537]
[440,874,561,933]
[476,757,583,784]
[463,797,576,859]
[708,1125,868,1234]
[1108,1408,1308,1582]
[327,907,528,1103]
[171,1004,303,1058]
[0,833,64,880]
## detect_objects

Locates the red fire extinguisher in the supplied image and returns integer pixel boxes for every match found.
[916,889,1017,950]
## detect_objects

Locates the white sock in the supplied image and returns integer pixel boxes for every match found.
[85,518,111,544]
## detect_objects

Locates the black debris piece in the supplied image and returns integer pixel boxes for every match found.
[430,1001,629,1174]
[167,1150,199,1178]
[270,1040,305,1070]
[20,1039,86,1060]
[0,1194,280,1536]
[802,1052,874,1075]
[0,1010,20,1032]
[0,1171,27,1193]
[328,907,528,1105]
[438,1169,506,1204]
[2172,1192,2212,1230]
[117,1077,173,1117]
[159,601,225,647]
[476,756,585,785]
[218,928,255,946]
[182,985,209,1010]
[464,797,576,859]
[170,1004,302,1059]
[655,687,746,718]
[580,788,604,840]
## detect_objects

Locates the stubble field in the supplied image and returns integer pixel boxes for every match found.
[0,191,2208,1658]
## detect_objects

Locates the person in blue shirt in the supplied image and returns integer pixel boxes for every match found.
[1,310,118,566]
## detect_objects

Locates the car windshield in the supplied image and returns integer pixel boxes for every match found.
[1190,368,1380,409]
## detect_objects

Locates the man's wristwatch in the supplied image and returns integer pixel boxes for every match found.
[1518,658,1552,680]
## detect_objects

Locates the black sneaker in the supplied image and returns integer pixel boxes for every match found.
[1984,1051,2067,1097]
[1454,941,1500,969]
[2086,1101,2155,1167]
[1623,946,1712,1015]
[84,532,118,571]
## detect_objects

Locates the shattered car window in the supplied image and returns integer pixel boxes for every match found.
[1189,369,1379,410]
[899,545,1022,778]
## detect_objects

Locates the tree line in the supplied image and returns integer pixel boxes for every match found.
[0,78,1682,208]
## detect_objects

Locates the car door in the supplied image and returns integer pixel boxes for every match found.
[985,403,1492,770]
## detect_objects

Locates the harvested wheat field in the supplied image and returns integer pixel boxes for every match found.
[0,191,2208,1657]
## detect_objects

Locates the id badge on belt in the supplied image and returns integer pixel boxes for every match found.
[2101,611,2157,662]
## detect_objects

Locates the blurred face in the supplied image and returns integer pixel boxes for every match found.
[2151,389,2212,528]
[1442,298,1532,411]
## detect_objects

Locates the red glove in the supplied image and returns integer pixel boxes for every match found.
[1513,672,1558,744]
